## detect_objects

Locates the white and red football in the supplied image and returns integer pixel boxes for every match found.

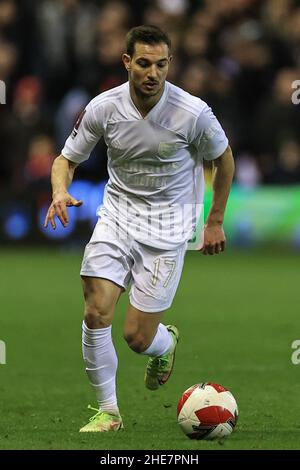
[177,382,238,440]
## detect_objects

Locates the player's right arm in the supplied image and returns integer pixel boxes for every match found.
[44,99,104,230]
[44,155,83,229]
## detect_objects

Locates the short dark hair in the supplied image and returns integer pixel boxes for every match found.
[126,25,171,57]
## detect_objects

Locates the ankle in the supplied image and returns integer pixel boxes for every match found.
[100,405,120,416]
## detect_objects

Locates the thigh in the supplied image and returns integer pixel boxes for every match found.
[129,242,187,313]
[80,220,132,327]
[81,276,123,324]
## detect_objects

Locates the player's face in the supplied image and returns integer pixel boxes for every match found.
[123,42,171,97]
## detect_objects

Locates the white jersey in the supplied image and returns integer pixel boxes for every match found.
[62,81,228,249]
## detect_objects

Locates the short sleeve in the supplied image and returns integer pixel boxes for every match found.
[61,101,103,164]
[191,105,228,161]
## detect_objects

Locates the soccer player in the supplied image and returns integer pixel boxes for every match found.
[44,25,234,432]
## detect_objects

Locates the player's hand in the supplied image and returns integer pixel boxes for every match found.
[200,223,226,255]
[44,191,83,230]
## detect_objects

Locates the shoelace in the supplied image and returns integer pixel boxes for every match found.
[87,404,103,422]
[148,355,169,374]
[157,356,169,372]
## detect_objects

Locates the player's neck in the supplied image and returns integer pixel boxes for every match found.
[129,82,165,118]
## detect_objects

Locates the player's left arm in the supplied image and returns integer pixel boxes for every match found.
[201,145,235,255]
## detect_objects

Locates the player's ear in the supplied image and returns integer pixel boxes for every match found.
[122,53,131,71]
[168,55,173,64]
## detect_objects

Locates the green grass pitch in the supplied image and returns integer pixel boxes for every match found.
[0,248,299,450]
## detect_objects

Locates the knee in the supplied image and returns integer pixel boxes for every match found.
[84,310,111,329]
[81,277,120,329]
[84,297,113,329]
[123,329,149,353]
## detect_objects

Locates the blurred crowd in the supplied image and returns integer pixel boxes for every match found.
[1,0,300,194]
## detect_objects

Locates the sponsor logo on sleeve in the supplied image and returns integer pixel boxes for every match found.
[71,109,86,138]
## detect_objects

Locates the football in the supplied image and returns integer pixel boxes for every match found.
[177,382,238,440]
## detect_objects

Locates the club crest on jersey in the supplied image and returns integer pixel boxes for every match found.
[158,142,179,158]
[71,109,86,139]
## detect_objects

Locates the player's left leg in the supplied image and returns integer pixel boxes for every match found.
[123,306,179,390]
[123,305,166,354]
[123,240,186,390]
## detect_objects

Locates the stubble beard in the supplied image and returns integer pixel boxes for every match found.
[135,81,164,101]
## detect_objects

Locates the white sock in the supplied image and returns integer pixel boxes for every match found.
[140,323,172,357]
[82,321,119,415]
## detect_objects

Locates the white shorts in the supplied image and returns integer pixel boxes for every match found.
[80,218,187,313]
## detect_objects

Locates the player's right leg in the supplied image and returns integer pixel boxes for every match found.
[80,276,124,432]
[78,221,132,432]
